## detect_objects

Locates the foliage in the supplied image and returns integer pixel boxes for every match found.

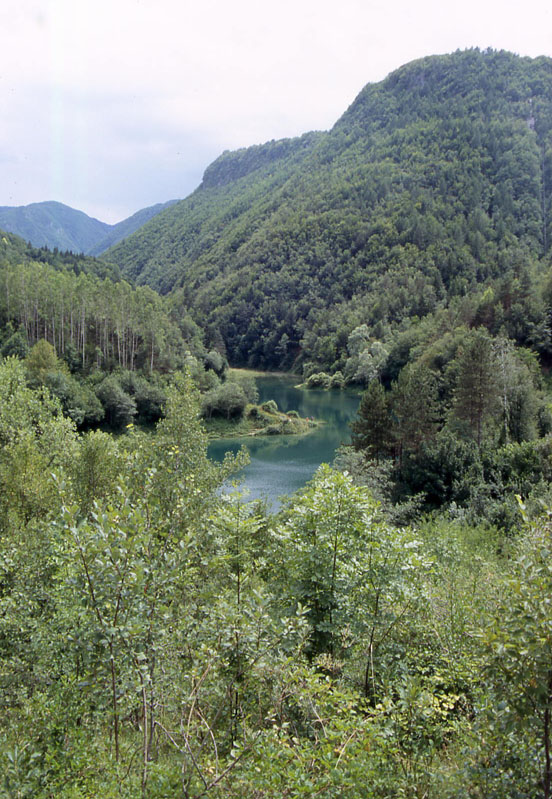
[0,258,205,375]
[3,46,552,798]
[473,507,552,797]
[346,321,552,525]
[0,350,551,794]
[106,50,552,373]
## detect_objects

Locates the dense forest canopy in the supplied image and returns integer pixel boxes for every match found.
[107,49,552,373]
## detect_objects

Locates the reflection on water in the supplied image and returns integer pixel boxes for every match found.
[208,375,361,509]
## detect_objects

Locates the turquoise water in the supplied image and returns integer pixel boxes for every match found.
[208,375,361,508]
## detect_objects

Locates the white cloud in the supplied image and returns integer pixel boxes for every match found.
[1,0,551,221]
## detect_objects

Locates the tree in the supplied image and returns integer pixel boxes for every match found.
[201,381,248,420]
[451,329,498,447]
[280,466,376,659]
[390,363,439,465]
[95,375,137,429]
[25,339,59,383]
[493,337,539,444]
[351,381,392,464]
[1,330,29,359]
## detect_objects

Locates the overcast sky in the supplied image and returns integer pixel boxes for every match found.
[1,0,551,223]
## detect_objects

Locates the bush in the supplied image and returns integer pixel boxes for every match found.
[227,373,259,403]
[95,376,137,429]
[1,331,29,360]
[45,371,104,427]
[306,372,331,389]
[204,349,226,376]
[201,382,248,419]
[118,372,167,424]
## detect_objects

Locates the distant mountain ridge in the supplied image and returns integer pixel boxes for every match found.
[0,199,178,255]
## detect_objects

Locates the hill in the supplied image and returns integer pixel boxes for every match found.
[106,49,552,371]
[0,201,110,253]
[87,199,179,255]
[0,199,179,255]
[0,225,121,280]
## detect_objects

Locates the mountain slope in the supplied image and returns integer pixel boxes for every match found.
[0,226,121,281]
[87,199,179,255]
[107,132,323,290]
[0,201,110,253]
[0,199,179,255]
[106,49,552,370]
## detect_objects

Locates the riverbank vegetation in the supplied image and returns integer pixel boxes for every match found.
[336,323,552,530]
[1,352,552,797]
[203,399,319,439]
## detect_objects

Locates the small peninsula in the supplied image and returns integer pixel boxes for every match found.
[203,399,321,439]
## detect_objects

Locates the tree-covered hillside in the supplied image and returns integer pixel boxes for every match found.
[0,200,179,255]
[0,202,110,254]
[0,228,121,279]
[0,228,237,432]
[87,200,179,255]
[107,49,552,371]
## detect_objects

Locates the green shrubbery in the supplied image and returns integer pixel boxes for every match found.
[0,355,551,795]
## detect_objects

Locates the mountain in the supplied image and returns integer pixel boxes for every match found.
[0,225,122,281]
[0,201,110,253]
[86,200,179,255]
[103,49,552,370]
[0,199,179,255]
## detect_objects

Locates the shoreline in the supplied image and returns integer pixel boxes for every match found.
[227,367,298,380]
[203,403,323,441]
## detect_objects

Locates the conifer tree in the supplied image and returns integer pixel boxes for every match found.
[351,380,392,463]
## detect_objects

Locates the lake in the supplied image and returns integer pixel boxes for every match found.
[208,374,361,508]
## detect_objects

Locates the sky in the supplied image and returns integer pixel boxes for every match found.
[1,0,551,224]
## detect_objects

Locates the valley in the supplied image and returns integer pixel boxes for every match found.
[2,48,552,797]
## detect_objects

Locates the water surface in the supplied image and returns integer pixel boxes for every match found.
[208,375,360,508]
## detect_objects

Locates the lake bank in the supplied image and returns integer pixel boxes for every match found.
[203,400,322,440]
[208,374,361,508]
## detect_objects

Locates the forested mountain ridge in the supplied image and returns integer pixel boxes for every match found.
[0,199,178,255]
[0,225,121,280]
[0,201,110,253]
[107,49,552,371]
[106,131,323,290]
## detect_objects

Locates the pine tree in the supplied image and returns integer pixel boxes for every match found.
[451,330,498,447]
[351,381,392,463]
